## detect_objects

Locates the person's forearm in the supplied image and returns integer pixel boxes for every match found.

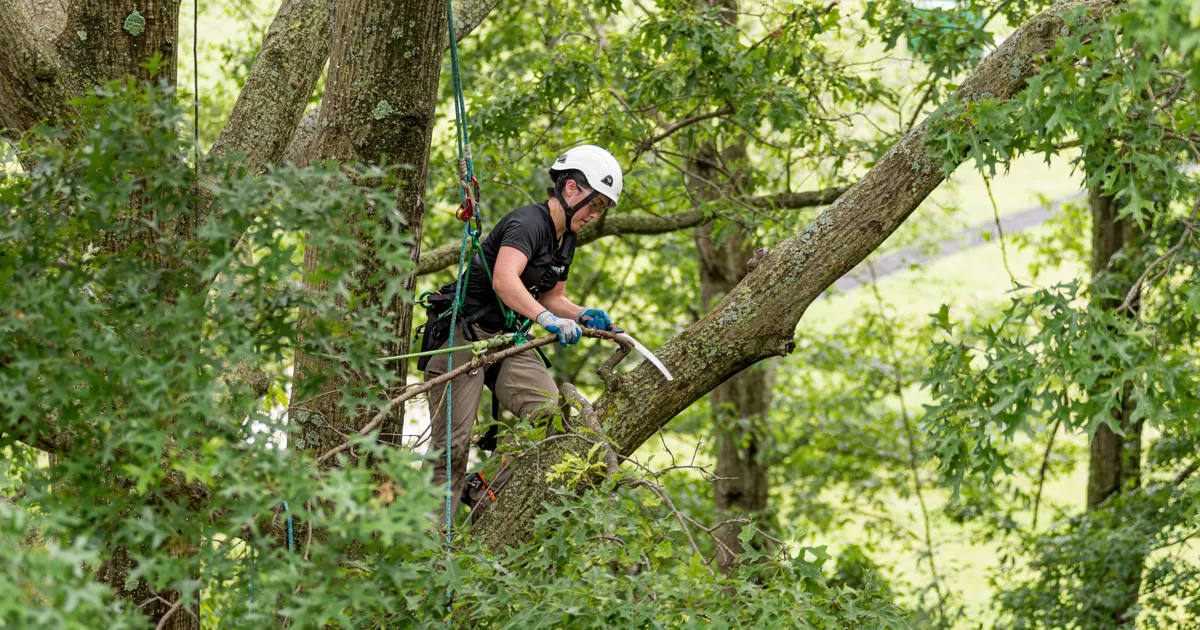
[539,293,583,320]
[493,275,553,321]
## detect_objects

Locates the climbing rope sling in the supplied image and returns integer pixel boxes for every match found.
[436,0,531,545]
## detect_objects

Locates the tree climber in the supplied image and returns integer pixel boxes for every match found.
[419,145,623,526]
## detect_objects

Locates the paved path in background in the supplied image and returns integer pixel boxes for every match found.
[826,191,1087,295]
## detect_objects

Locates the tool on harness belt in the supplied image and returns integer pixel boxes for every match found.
[461,470,496,508]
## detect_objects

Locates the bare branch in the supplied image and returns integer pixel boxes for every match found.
[633,106,732,159]
[315,329,627,465]
[748,185,849,209]
[562,383,618,477]
[419,185,845,277]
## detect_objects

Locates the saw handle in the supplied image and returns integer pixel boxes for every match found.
[580,313,621,333]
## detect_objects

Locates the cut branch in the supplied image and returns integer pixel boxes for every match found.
[315,329,627,465]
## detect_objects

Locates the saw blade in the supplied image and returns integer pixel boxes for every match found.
[615,332,673,381]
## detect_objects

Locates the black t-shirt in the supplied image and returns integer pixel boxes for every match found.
[453,202,577,332]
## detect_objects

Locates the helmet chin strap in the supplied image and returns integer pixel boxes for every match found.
[554,187,599,233]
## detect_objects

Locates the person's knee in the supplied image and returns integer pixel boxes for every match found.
[515,385,561,424]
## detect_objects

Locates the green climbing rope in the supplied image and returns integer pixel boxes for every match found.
[443,0,475,547]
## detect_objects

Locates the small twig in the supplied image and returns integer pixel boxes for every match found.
[659,433,677,468]
[1119,191,1200,314]
[984,174,1016,286]
[1031,417,1062,531]
[621,478,712,575]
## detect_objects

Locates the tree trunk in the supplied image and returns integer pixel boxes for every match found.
[690,140,772,573]
[289,0,445,459]
[472,0,1122,551]
[0,0,80,137]
[55,0,180,86]
[1085,179,1144,627]
[13,0,63,42]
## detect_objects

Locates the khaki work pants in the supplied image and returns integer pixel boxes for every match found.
[422,321,560,527]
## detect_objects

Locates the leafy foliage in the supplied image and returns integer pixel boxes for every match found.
[0,85,908,628]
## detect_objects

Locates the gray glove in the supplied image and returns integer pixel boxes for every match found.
[536,310,582,347]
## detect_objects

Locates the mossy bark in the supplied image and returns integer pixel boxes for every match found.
[0,0,80,137]
[212,0,503,173]
[55,0,181,86]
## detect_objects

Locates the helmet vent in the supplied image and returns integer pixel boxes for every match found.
[601,175,614,186]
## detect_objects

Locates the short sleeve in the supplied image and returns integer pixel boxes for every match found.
[498,209,543,260]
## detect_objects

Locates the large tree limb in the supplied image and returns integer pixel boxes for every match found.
[472,0,1125,551]
[13,0,64,43]
[212,0,504,173]
[209,0,331,170]
[750,185,849,209]
[0,0,79,137]
[417,185,849,276]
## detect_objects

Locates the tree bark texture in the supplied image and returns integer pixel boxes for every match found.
[209,0,331,170]
[13,0,63,42]
[0,0,80,137]
[289,0,446,459]
[55,0,181,86]
[213,0,502,173]
[472,0,1124,551]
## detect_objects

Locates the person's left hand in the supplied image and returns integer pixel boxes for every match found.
[576,307,612,331]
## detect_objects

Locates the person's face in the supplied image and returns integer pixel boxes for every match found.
[563,179,613,231]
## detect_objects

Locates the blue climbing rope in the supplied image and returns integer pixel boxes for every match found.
[246,501,296,606]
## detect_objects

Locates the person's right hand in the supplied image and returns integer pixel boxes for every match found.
[536,310,582,347]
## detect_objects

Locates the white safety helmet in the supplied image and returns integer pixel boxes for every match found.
[548,145,623,207]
